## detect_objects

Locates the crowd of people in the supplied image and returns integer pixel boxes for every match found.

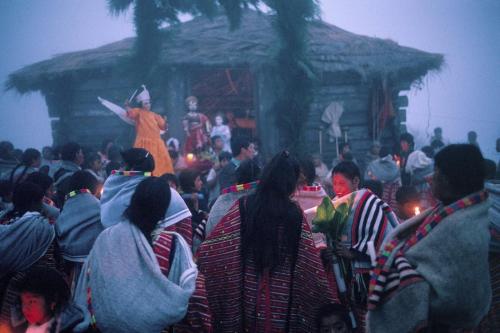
[0,126,499,332]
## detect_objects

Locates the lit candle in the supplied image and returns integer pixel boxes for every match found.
[186,153,195,162]
[414,206,421,216]
[395,155,401,168]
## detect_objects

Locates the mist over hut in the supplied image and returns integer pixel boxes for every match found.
[6,9,442,164]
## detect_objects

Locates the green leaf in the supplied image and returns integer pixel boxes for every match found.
[335,202,350,219]
[312,195,353,243]
[312,196,335,224]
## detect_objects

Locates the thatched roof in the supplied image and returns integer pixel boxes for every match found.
[7,10,443,93]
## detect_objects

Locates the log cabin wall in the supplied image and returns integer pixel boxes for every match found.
[42,67,408,167]
[47,72,136,149]
[304,72,405,172]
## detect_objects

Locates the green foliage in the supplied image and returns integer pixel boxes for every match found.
[133,0,161,79]
[107,0,133,15]
[265,0,319,153]
[106,0,260,81]
[312,196,350,243]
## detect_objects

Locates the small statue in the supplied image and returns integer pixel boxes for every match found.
[210,114,232,153]
[182,96,212,155]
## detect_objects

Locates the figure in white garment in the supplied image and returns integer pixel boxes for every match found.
[210,114,232,153]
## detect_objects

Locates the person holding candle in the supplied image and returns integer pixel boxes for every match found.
[368,144,492,332]
[405,149,436,209]
[398,133,414,186]
[394,186,421,221]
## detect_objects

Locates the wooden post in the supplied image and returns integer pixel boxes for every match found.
[319,129,323,155]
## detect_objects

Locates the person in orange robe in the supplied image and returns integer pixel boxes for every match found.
[125,86,173,176]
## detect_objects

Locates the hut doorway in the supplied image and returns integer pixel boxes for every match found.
[190,68,256,138]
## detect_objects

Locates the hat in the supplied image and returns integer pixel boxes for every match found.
[134,85,150,104]
[185,96,198,106]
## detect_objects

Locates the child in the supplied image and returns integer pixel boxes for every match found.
[206,151,232,207]
[17,266,70,333]
[317,303,353,333]
[179,169,208,249]
[159,173,179,191]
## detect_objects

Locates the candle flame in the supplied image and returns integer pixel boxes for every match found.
[414,206,421,216]
[394,155,401,167]
[186,153,195,162]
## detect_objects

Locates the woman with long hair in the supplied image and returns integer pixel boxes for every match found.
[74,177,197,332]
[198,151,338,332]
[8,148,41,188]
[100,148,155,228]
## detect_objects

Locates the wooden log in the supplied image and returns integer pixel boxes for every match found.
[397,95,409,108]
[398,108,407,122]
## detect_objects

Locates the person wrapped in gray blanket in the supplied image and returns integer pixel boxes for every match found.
[368,144,492,332]
[74,177,197,333]
[100,148,155,228]
[0,182,59,330]
[25,172,60,223]
[56,171,103,292]
[53,143,84,208]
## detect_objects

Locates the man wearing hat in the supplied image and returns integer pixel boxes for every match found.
[124,85,174,176]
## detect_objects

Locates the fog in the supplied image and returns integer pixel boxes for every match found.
[1,0,499,160]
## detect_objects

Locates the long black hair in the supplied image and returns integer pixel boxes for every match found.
[68,171,99,195]
[25,172,54,195]
[12,182,44,217]
[179,169,200,194]
[9,148,41,187]
[241,151,302,273]
[121,148,155,172]
[434,144,485,200]
[124,177,171,243]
